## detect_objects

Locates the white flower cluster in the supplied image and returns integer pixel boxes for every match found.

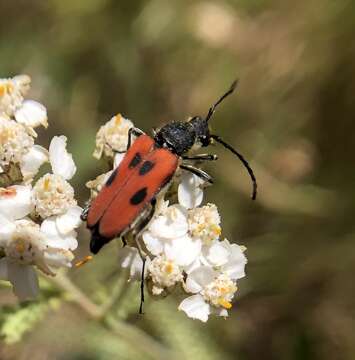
[0,75,81,301]
[90,115,247,322]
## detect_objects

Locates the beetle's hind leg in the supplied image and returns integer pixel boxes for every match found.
[180,164,214,184]
[130,198,157,314]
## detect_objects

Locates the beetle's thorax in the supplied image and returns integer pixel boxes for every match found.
[154,121,196,156]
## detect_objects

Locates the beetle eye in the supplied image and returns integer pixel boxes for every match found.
[200,135,210,146]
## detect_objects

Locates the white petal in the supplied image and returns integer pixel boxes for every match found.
[15,100,48,128]
[149,205,188,239]
[0,213,16,246]
[178,294,210,322]
[184,257,202,274]
[142,231,164,256]
[178,172,204,209]
[49,136,76,180]
[118,246,149,281]
[43,248,73,268]
[164,235,202,266]
[214,307,229,318]
[203,241,230,267]
[20,145,48,181]
[221,241,247,280]
[41,217,78,250]
[55,205,82,235]
[114,152,125,168]
[7,262,39,301]
[185,266,216,293]
[0,185,33,220]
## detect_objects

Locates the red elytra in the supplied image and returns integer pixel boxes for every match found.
[87,134,179,252]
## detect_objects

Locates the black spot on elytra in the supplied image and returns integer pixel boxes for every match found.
[106,168,118,186]
[129,152,142,168]
[139,161,155,175]
[130,187,148,205]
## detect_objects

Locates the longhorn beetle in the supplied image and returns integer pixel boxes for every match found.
[82,80,257,312]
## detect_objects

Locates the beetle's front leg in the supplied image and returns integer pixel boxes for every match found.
[126,127,145,150]
[81,201,91,221]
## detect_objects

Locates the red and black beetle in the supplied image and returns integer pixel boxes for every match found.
[82,80,257,255]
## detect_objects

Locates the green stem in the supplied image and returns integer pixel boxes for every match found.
[49,272,176,360]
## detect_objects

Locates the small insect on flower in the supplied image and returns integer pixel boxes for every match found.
[82,80,258,312]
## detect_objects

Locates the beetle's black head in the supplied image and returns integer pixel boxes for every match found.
[154,80,239,156]
[188,116,211,147]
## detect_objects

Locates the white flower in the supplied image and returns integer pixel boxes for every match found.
[0,75,30,117]
[179,239,247,322]
[219,239,247,279]
[148,254,183,295]
[15,100,48,129]
[86,171,112,199]
[93,114,133,159]
[19,145,48,183]
[0,116,34,172]
[40,212,81,249]
[178,172,204,209]
[33,136,79,219]
[118,246,150,281]
[142,204,202,266]
[0,258,39,301]
[146,204,188,241]
[188,203,221,244]
[33,174,76,218]
[0,185,33,221]
[49,135,76,180]
[179,267,238,322]
[0,215,75,300]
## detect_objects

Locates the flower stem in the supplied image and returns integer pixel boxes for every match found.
[49,272,176,360]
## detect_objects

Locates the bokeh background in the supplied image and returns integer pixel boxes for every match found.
[1,0,354,359]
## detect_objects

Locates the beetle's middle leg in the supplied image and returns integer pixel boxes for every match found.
[180,164,214,184]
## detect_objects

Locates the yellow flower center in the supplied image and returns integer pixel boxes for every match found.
[0,84,5,97]
[165,262,173,274]
[15,241,26,254]
[44,177,51,191]
[218,298,232,309]
[115,114,123,126]
[211,224,221,235]
[6,83,14,94]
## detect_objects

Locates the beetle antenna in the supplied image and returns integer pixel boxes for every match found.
[210,134,257,200]
[205,80,238,123]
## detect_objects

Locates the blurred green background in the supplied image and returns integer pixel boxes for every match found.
[1,0,355,359]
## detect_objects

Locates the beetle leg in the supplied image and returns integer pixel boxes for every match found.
[180,164,214,184]
[131,198,157,314]
[81,202,90,221]
[127,127,145,150]
[121,236,127,247]
[182,154,218,161]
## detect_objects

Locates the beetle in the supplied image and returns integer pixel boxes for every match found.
[83,80,257,256]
